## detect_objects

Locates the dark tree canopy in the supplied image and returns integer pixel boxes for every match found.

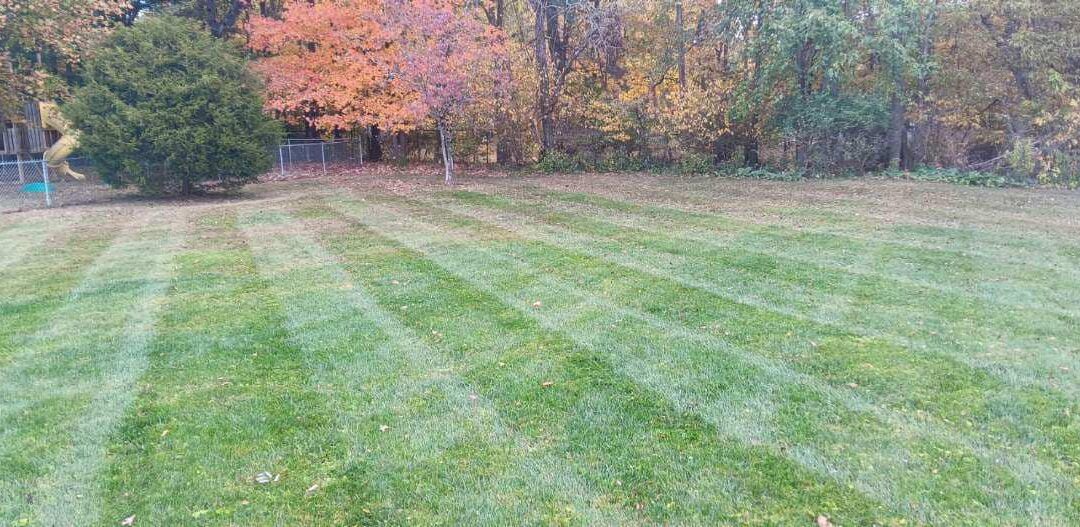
[64,15,281,195]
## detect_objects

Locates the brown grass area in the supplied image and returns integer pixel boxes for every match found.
[9,165,1079,242]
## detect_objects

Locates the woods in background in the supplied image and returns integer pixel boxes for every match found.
[3,0,1079,185]
[499,0,1080,185]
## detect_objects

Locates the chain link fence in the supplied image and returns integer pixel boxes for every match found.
[3,138,380,213]
[0,156,114,213]
[274,138,366,177]
[271,133,503,176]
[0,157,53,212]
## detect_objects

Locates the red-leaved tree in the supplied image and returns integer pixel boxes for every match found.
[385,0,508,183]
[248,0,507,184]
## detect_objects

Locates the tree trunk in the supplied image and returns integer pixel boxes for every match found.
[911,0,937,168]
[438,120,454,185]
[13,120,28,183]
[532,0,554,156]
[980,13,1035,146]
[367,125,383,162]
[675,0,686,90]
[488,0,511,165]
[793,37,814,170]
[886,90,905,170]
[908,0,940,169]
[902,124,916,170]
[217,0,247,37]
[201,0,248,37]
[795,142,808,170]
[744,136,760,168]
[496,139,511,165]
[394,132,406,161]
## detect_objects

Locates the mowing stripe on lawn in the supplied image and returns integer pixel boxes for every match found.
[445,188,1080,395]
[756,188,1080,247]
[346,197,1079,514]
[507,178,1080,281]
[358,196,1080,485]
[417,193,1080,483]
[770,206,1080,272]
[96,208,348,525]
[239,206,638,525]
[519,186,1080,314]
[0,219,118,369]
[307,200,903,526]
[510,185,1080,313]
[520,176,1080,250]
[0,208,185,526]
[0,214,77,270]
[438,190,1080,399]
[331,197,1076,525]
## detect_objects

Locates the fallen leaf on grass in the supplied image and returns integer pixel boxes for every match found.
[306,484,320,495]
[254,472,277,484]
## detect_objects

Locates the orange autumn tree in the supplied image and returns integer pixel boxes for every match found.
[247,0,507,184]
[246,0,416,133]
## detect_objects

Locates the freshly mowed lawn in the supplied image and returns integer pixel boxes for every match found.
[1,173,1079,526]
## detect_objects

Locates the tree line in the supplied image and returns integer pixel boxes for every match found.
[3,0,1079,186]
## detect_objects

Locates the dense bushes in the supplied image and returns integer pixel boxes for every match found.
[886,168,1012,188]
[64,16,281,195]
[536,150,715,175]
[771,93,890,175]
[531,154,1021,188]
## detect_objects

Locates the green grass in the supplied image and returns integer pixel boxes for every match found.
[1,174,1078,525]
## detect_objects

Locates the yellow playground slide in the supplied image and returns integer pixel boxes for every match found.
[39,101,85,180]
